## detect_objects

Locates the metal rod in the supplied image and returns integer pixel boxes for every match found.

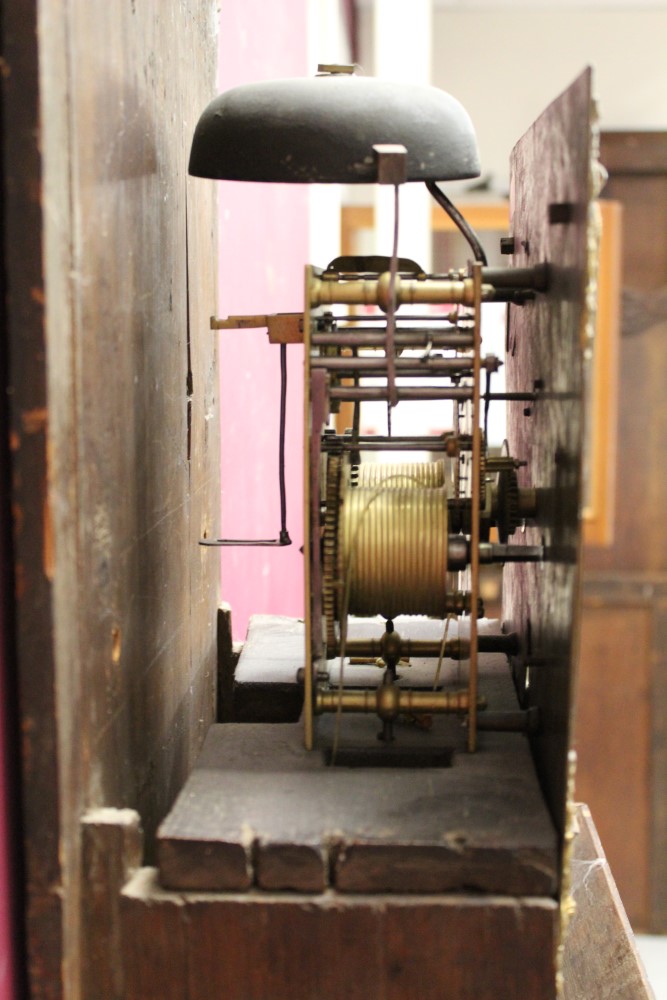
[347,433,471,446]
[480,543,545,563]
[482,264,549,291]
[329,386,473,402]
[315,688,484,716]
[329,313,467,323]
[303,267,314,751]
[322,437,457,453]
[311,330,474,348]
[333,632,519,660]
[310,356,474,373]
[310,273,493,309]
[385,183,399,407]
[486,392,537,402]
[468,261,483,753]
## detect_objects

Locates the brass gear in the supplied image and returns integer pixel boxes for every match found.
[478,450,487,510]
[322,453,344,654]
[496,467,521,543]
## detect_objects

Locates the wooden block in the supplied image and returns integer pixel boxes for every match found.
[380,897,557,1000]
[158,836,251,892]
[561,804,654,999]
[120,872,559,1000]
[234,681,304,723]
[335,842,556,896]
[121,869,188,1000]
[157,721,558,895]
[81,809,143,1000]
[217,603,236,722]
[255,842,327,893]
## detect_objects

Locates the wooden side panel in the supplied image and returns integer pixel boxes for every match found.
[504,69,592,834]
[577,576,667,931]
[576,602,651,926]
[80,809,143,1000]
[3,1,219,995]
[581,131,667,930]
[63,0,219,845]
[121,869,558,1000]
[562,804,654,1000]
[121,870,188,1000]
[2,2,63,995]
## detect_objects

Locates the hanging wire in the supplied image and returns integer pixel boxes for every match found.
[426,180,488,266]
[433,614,457,690]
[200,343,291,547]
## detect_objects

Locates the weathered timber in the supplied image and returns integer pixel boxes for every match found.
[121,869,188,1000]
[80,809,143,1000]
[2,3,219,996]
[581,130,667,930]
[562,804,655,999]
[217,603,236,722]
[504,68,592,836]
[121,867,558,1000]
[157,717,557,895]
[2,3,64,995]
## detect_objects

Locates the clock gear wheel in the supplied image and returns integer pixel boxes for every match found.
[322,453,344,655]
[495,467,521,543]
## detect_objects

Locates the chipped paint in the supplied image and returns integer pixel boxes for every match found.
[21,407,48,435]
[42,487,54,583]
[111,626,122,665]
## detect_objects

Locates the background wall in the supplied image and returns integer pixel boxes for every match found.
[354,0,667,932]
[217,0,309,640]
[216,0,353,640]
[357,3,667,195]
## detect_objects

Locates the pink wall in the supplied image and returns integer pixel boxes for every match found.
[217,1,309,640]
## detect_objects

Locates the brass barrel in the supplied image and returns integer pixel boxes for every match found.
[356,461,446,490]
[339,486,449,618]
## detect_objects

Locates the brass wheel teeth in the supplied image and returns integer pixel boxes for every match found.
[479,452,487,509]
[323,454,343,655]
[497,467,521,542]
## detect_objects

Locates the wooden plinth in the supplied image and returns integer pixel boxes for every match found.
[122,871,558,1000]
[159,615,557,896]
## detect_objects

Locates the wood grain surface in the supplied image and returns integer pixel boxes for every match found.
[562,804,654,1000]
[580,130,667,930]
[503,69,592,838]
[122,867,558,1000]
[2,3,66,995]
[2,2,219,995]
[80,809,143,1000]
[157,714,557,895]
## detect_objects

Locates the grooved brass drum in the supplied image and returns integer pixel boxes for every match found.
[338,482,449,618]
[356,460,446,490]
